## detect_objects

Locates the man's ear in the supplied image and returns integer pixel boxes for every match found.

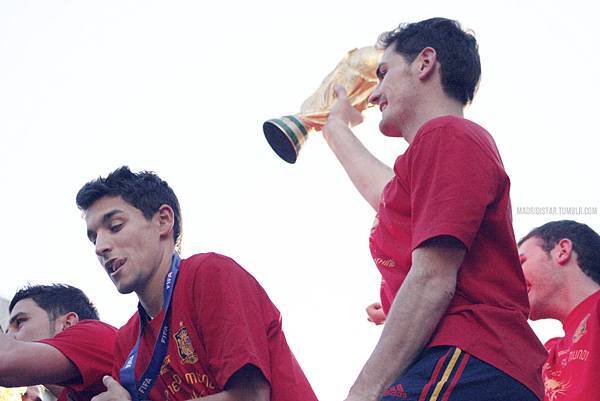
[64,312,79,327]
[156,204,175,240]
[55,312,80,333]
[554,238,574,266]
[416,47,437,80]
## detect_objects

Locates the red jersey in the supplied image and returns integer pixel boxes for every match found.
[113,253,317,401]
[543,290,600,401]
[38,320,118,401]
[369,116,547,399]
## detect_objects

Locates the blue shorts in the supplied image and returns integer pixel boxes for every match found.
[380,346,538,401]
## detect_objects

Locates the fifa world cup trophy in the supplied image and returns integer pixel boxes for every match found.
[263,46,382,163]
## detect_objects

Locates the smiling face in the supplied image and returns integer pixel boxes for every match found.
[518,237,562,320]
[7,298,57,341]
[368,46,419,137]
[84,195,170,296]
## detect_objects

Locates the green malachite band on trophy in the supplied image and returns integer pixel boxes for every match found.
[263,115,310,164]
[278,116,307,146]
[272,118,301,148]
[283,116,307,146]
[285,115,308,140]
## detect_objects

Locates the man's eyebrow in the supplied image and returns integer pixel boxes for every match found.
[9,312,26,325]
[87,209,125,240]
[101,209,124,224]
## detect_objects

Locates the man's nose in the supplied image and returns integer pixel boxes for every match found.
[95,233,112,258]
[368,85,381,105]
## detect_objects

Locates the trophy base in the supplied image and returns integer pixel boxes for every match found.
[263,115,309,164]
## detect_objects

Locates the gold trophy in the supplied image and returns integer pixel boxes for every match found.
[263,46,382,163]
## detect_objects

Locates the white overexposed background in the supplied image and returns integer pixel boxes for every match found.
[1,1,599,400]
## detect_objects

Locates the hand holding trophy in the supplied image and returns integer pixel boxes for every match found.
[263,46,382,163]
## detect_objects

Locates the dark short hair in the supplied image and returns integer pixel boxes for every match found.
[9,284,99,321]
[76,166,182,248]
[378,17,481,105]
[519,220,600,285]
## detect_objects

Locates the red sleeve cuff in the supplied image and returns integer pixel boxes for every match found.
[411,224,474,252]
[213,355,271,390]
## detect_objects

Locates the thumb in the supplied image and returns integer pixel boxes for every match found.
[102,375,119,389]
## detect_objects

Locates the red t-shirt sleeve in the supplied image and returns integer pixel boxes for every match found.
[37,320,117,390]
[191,254,274,390]
[407,128,501,251]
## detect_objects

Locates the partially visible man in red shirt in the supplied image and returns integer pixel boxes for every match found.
[0,284,117,401]
[519,220,600,401]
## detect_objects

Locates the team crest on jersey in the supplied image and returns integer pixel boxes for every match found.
[174,321,198,364]
[572,313,590,344]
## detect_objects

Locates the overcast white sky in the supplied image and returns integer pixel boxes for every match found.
[1,1,599,400]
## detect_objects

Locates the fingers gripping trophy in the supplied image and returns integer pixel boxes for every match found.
[263,46,382,163]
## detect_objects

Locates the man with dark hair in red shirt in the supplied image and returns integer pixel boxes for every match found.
[519,220,600,401]
[76,166,317,401]
[0,284,117,401]
[322,17,547,401]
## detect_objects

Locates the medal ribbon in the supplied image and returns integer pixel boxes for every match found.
[120,253,180,401]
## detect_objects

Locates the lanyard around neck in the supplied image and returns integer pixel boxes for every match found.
[119,253,181,401]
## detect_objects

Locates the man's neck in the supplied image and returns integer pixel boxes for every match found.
[559,278,600,324]
[403,100,464,144]
[137,248,176,319]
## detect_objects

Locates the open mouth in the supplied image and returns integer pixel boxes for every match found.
[105,258,126,276]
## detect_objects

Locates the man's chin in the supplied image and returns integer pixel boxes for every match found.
[113,280,136,295]
[527,302,542,321]
[379,120,403,137]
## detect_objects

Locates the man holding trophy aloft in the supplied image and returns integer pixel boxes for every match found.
[319,18,546,401]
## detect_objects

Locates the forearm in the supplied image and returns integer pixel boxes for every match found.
[189,388,269,401]
[189,365,270,401]
[188,392,230,401]
[348,263,457,400]
[0,334,25,386]
[0,334,77,387]
[323,118,393,210]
